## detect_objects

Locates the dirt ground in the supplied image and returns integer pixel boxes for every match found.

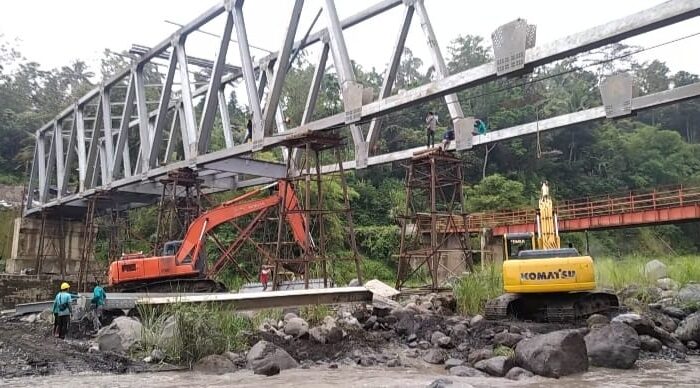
[0,318,170,379]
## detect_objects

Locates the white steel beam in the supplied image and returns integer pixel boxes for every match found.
[150,49,177,168]
[75,105,88,191]
[175,39,198,159]
[262,0,304,135]
[302,42,329,125]
[54,121,65,199]
[134,66,152,172]
[60,113,77,196]
[198,10,235,153]
[113,74,135,179]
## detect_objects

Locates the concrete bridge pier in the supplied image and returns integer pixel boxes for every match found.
[7,216,94,276]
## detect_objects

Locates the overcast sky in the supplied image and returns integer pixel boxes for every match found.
[1,0,699,81]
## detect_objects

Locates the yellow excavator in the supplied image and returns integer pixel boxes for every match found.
[484,182,619,322]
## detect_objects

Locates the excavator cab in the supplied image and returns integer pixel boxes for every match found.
[503,233,535,261]
[162,241,182,256]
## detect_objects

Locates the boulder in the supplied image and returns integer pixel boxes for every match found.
[348,278,360,287]
[159,315,178,349]
[493,332,523,348]
[467,348,493,365]
[450,323,468,339]
[514,330,588,378]
[422,349,447,364]
[426,378,453,388]
[387,358,401,368]
[675,312,700,343]
[470,315,484,326]
[449,365,486,377]
[688,341,698,349]
[309,325,344,344]
[678,284,700,304]
[223,351,246,367]
[584,323,640,369]
[644,260,667,281]
[657,278,679,291]
[437,336,453,348]
[613,313,686,352]
[20,314,38,323]
[395,313,418,336]
[96,316,143,353]
[39,309,55,324]
[505,366,534,381]
[586,314,610,328]
[662,306,687,320]
[283,312,298,322]
[283,317,309,338]
[430,331,447,347]
[444,358,463,369]
[150,348,165,363]
[639,335,662,352]
[474,356,514,377]
[193,354,235,374]
[649,310,678,333]
[246,340,298,374]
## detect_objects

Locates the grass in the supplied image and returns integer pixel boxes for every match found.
[595,255,700,290]
[453,264,503,315]
[493,345,515,358]
[137,303,253,368]
[299,304,333,326]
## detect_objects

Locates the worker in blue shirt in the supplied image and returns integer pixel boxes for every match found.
[91,282,107,330]
[52,282,72,339]
[440,128,455,150]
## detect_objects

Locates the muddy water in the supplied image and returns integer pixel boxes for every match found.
[3,358,700,388]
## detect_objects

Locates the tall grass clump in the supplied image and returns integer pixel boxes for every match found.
[667,255,700,287]
[300,304,333,326]
[138,303,252,368]
[453,264,502,315]
[595,255,700,290]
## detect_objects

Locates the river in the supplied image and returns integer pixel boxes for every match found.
[3,357,699,387]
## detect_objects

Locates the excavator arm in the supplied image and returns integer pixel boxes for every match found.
[536,182,561,250]
[176,181,310,267]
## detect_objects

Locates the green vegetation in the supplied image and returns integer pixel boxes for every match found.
[453,264,502,315]
[493,345,515,358]
[137,304,252,368]
[299,305,333,326]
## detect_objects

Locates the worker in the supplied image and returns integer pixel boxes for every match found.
[52,282,72,339]
[244,118,253,143]
[260,265,271,291]
[472,118,487,135]
[90,282,107,330]
[425,111,437,148]
[440,128,455,150]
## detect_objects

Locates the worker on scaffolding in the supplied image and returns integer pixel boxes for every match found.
[52,282,72,339]
[90,282,107,331]
[440,127,455,151]
[244,118,253,143]
[425,111,437,148]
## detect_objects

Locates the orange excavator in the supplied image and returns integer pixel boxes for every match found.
[107,181,310,292]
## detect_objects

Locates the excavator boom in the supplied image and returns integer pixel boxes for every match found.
[107,181,310,290]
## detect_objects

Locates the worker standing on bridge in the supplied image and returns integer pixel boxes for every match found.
[52,282,72,339]
[90,282,107,331]
[440,128,455,151]
[425,111,437,148]
[260,265,271,291]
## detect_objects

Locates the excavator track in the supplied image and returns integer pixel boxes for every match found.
[110,278,228,293]
[484,291,619,322]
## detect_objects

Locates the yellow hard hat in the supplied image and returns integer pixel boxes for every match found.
[60,282,70,290]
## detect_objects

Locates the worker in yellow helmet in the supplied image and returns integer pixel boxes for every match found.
[52,282,72,339]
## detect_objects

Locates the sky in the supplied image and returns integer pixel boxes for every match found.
[1,0,699,84]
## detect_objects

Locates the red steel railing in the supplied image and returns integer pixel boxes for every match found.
[467,185,700,231]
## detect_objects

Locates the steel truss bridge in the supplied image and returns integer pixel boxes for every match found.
[24,0,700,217]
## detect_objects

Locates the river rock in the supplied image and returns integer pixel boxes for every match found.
[470,315,484,326]
[688,341,698,349]
[493,332,523,348]
[662,306,687,320]
[645,260,667,281]
[450,323,468,339]
[584,323,640,369]
[431,331,447,347]
[614,313,687,352]
[449,365,486,377]
[586,314,610,328]
[474,356,514,377]
[505,366,534,381]
[657,278,679,291]
[649,310,678,333]
[639,335,662,352]
[426,378,452,388]
[422,349,447,364]
[515,330,588,378]
[38,309,55,324]
[246,340,298,374]
[20,314,38,323]
[444,358,463,369]
[675,312,700,342]
[283,317,309,337]
[96,316,142,353]
[678,284,700,304]
[193,354,235,374]
[468,348,493,365]
[394,313,418,336]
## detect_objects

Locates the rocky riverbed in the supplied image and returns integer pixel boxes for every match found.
[3,276,700,384]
